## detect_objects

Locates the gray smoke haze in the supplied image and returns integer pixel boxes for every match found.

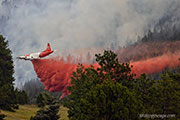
[0,0,179,87]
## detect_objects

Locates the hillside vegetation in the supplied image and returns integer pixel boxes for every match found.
[1,105,39,120]
[1,105,68,120]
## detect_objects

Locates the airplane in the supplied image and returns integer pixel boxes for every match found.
[17,43,55,60]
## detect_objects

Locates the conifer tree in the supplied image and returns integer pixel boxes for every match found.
[15,89,28,105]
[36,93,46,107]
[0,34,17,111]
[64,50,142,120]
[31,102,60,120]
[150,72,180,117]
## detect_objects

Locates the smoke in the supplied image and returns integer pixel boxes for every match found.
[0,0,180,86]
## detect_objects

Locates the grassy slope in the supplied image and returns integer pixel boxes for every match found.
[1,105,39,120]
[1,105,69,120]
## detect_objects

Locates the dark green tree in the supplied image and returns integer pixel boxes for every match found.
[30,104,60,120]
[43,92,55,105]
[36,92,56,107]
[95,50,135,89]
[64,65,103,119]
[134,71,180,118]
[133,74,155,113]
[15,89,28,105]
[0,34,17,111]
[36,93,46,107]
[64,50,142,120]
[75,80,141,120]
[149,72,180,117]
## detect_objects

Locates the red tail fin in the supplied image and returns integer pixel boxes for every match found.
[45,43,51,51]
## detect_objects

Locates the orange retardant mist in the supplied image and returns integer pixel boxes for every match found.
[131,52,180,77]
[32,52,180,99]
[32,58,77,99]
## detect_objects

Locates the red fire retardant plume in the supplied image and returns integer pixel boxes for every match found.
[32,58,77,99]
[32,52,180,99]
[131,52,180,76]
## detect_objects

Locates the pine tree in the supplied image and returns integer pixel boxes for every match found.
[134,74,156,113]
[75,80,141,120]
[15,89,28,105]
[31,104,60,120]
[64,50,142,120]
[95,50,135,89]
[150,72,180,117]
[36,93,46,107]
[0,34,17,111]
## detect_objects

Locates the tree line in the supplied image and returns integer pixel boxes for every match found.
[0,33,180,119]
[63,50,180,120]
[141,22,180,43]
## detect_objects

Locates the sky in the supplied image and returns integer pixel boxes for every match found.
[0,0,179,87]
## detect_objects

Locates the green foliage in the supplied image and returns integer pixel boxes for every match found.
[134,74,155,113]
[31,103,60,120]
[0,34,17,111]
[95,50,135,89]
[0,35,14,85]
[76,80,141,120]
[68,64,102,100]
[150,72,180,116]
[43,92,55,105]
[36,93,46,108]
[95,51,135,81]
[135,72,180,118]
[64,50,142,120]
[1,105,39,120]
[64,65,103,119]
[36,92,56,107]
[15,89,28,105]
[64,50,180,119]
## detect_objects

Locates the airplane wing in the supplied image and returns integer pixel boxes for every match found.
[16,53,40,60]
[16,56,28,60]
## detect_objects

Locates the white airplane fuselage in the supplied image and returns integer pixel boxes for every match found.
[17,43,54,60]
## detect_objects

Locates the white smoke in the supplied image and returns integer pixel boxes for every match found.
[0,0,179,87]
